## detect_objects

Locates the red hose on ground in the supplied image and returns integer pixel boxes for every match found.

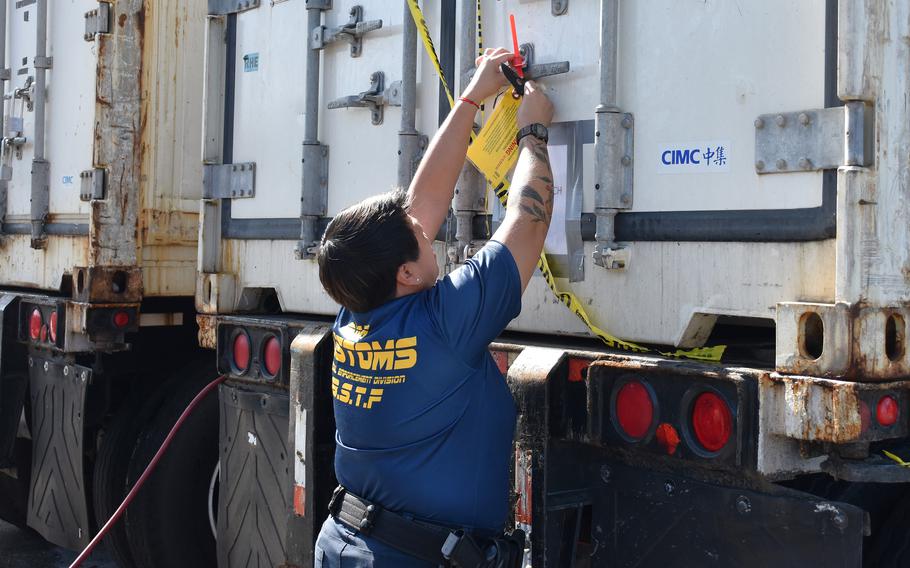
[68,375,227,568]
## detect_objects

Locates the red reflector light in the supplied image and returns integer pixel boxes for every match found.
[29,309,42,340]
[49,311,58,343]
[877,395,899,427]
[615,381,654,440]
[232,332,251,373]
[691,392,733,452]
[113,311,131,328]
[263,336,281,377]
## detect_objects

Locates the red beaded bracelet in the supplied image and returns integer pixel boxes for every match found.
[458,96,481,110]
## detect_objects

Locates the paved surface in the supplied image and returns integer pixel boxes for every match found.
[0,519,117,568]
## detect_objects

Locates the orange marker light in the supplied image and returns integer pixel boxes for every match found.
[509,14,524,77]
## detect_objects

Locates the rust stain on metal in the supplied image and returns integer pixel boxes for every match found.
[197,314,217,349]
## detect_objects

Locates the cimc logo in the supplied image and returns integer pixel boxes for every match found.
[657,141,731,174]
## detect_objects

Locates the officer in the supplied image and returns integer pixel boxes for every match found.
[315,46,555,567]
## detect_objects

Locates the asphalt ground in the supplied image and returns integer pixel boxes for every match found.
[0,519,117,568]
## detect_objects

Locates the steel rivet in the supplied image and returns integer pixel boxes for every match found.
[63,366,69,376]
[776,114,786,127]
[755,160,765,171]
[664,481,675,496]
[798,112,810,126]
[43,362,49,372]
[621,194,631,205]
[776,159,787,170]
[621,155,632,166]
[28,358,33,368]
[754,118,764,129]
[600,465,611,483]
[621,117,633,129]
[798,157,811,170]
[81,372,87,382]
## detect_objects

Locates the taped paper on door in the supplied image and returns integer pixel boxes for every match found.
[466,92,522,187]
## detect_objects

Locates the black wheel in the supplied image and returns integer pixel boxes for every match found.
[93,384,171,568]
[124,372,220,568]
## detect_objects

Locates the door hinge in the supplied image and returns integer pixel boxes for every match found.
[83,3,111,42]
[203,162,257,199]
[327,71,401,126]
[310,5,382,58]
[754,101,871,174]
[79,168,105,201]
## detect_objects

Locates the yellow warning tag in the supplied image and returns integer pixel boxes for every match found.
[466,93,522,187]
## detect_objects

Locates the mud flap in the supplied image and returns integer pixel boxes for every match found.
[26,356,92,550]
[217,382,291,568]
[546,443,865,567]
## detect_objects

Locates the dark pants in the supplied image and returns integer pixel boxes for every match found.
[315,516,441,568]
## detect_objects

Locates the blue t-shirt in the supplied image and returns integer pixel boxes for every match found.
[331,240,521,532]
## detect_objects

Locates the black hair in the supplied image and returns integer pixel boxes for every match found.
[317,189,419,313]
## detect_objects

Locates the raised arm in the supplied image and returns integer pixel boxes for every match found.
[491,81,555,291]
[406,48,513,239]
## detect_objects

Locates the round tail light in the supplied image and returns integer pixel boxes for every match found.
[263,336,282,377]
[113,310,131,329]
[49,311,58,343]
[29,309,42,340]
[614,380,654,440]
[232,332,251,373]
[877,395,899,427]
[691,392,733,452]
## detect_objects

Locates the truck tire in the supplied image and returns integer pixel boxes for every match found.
[93,385,170,568]
[124,372,220,568]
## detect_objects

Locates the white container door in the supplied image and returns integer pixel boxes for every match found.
[4,0,96,221]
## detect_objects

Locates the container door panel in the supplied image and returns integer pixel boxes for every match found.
[230,1,306,220]
[480,0,827,215]
[322,1,406,217]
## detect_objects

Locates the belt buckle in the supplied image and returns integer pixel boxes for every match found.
[328,485,345,516]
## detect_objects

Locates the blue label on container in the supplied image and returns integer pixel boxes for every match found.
[243,52,259,72]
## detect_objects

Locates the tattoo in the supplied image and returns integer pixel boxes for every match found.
[516,184,553,224]
[519,203,549,224]
[535,174,553,185]
[519,186,546,206]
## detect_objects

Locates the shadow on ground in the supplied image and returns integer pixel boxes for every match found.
[0,520,117,568]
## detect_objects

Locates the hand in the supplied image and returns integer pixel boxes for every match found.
[517,81,554,128]
[462,47,513,102]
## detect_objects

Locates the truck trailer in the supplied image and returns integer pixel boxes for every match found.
[4,1,910,568]
[197,0,910,566]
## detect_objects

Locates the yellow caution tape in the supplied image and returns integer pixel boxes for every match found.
[884,450,910,467]
[406,0,726,362]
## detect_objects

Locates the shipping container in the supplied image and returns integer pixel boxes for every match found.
[199,0,910,566]
[0,1,220,566]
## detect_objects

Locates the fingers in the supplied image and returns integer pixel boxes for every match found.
[476,47,513,66]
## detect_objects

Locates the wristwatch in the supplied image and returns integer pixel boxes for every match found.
[516,123,549,145]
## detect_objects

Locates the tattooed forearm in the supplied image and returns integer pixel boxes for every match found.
[517,185,551,223]
[508,137,555,228]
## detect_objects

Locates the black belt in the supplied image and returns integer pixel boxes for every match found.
[328,485,524,568]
